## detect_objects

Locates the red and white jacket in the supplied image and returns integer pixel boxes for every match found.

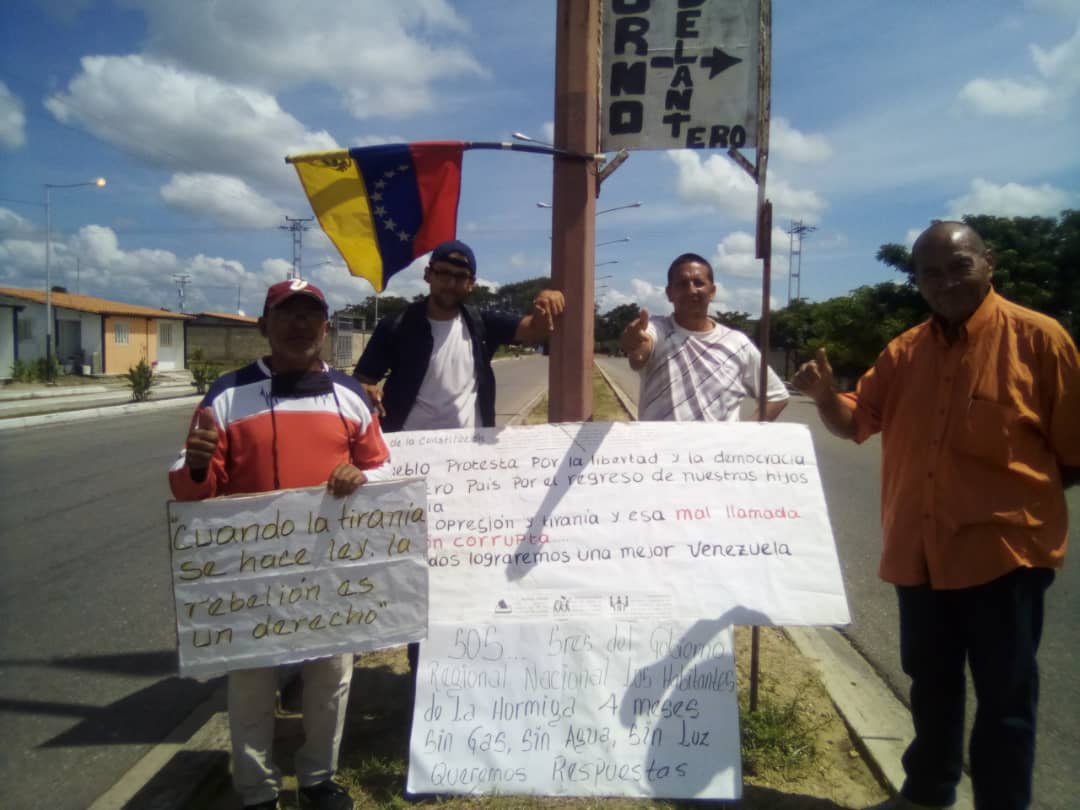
[169,359,390,500]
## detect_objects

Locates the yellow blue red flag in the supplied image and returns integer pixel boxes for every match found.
[288,142,464,292]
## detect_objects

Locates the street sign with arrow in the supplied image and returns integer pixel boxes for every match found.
[601,0,761,151]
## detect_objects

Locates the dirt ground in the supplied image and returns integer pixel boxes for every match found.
[200,626,888,809]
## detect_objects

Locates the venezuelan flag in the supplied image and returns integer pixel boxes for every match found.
[288,142,464,292]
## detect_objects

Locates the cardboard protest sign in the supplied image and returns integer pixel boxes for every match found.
[408,618,740,798]
[167,478,428,678]
[398,421,848,798]
[386,421,849,627]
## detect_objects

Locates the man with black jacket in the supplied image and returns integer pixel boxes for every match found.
[354,239,564,432]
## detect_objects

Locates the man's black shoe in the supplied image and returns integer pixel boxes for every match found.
[298,779,354,810]
[244,799,279,810]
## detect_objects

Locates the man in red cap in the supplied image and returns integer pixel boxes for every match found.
[169,279,388,810]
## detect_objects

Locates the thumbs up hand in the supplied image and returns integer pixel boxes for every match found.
[620,308,651,355]
[185,407,219,472]
[793,347,836,404]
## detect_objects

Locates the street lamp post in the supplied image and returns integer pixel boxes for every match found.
[44,178,105,378]
[536,200,642,217]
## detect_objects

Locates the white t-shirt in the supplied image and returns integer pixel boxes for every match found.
[637,315,788,422]
[402,314,480,430]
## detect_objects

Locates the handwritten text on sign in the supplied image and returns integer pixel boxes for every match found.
[601,0,761,151]
[385,422,849,627]
[407,618,740,799]
[166,479,428,678]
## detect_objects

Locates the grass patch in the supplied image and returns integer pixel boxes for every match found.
[739,683,821,779]
[523,366,632,424]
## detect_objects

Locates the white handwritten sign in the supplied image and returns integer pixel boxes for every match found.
[387,422,849,627]
[408,618,740,799]
[601,0,761,151]
[166,479,428,678]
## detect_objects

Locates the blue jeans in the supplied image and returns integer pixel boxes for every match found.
[897,567,1053,810]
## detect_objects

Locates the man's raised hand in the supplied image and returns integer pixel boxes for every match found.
[620,308,650,354]
[185,407,219,471]
[793,347,835,404]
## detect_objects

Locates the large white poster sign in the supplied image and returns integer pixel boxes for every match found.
[407,617,740,799]
[167,479,428,678]
[601,0,761,151]
[386,422,849,627]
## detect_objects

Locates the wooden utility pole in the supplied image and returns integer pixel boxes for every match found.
[548,0,599,423]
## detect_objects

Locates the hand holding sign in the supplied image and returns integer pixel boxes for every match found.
[185,407,219,472]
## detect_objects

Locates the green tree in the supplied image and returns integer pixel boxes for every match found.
[712,310,755,334]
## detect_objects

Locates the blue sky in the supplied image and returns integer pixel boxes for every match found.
[1,0,1077,320]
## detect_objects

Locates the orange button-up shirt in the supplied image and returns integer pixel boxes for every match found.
[841,290,1080,589]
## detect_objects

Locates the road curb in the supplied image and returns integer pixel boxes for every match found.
[88,682,231,810]
[0,395,201,431]
[785,627,975,808]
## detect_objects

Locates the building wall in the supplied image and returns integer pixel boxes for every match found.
[104,316,154,374]
[0,307,14,379]
[186,324,268,366]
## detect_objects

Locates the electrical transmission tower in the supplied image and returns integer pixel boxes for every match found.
[280,216,313,280]
[171,272,192,313]
[786,220,817,304]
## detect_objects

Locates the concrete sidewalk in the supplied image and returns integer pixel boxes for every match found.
[7,373,973,810]
[0,373,201,430]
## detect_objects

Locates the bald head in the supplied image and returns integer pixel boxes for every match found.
[911,221,993,325]
[912,221,987,262]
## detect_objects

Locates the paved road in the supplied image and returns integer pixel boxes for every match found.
[0,404,217,810]
[0,357,550,810]
[597,356,1079,810]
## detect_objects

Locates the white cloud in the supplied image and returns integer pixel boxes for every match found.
[0,207,37,238]
[160,173,286,228]
[351,134,406,148]
[957,78,1052,116]
[45,55,338,189]
[711,228,791,279]
[958,23,1080,117]
[136,0,486,120]
[771,117,833,163]
[1032,23,1080,92]
[0,81,26,149]
[667,151,827,224]
[946,178,1073,218]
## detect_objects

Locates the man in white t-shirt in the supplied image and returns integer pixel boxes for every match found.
[620,252,788,422]
[354,239,565,433]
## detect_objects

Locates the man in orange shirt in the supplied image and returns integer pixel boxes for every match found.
[794,221,1080,810]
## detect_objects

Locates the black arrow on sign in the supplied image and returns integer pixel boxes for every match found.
[700,47,742,79]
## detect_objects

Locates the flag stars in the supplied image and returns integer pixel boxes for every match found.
[370,192,383,202]
[374,205,386,216]
[397,164,410,172]
[383,168,396,179]
[374,179,386,190]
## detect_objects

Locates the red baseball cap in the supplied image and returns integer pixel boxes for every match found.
[262,279,328,316]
